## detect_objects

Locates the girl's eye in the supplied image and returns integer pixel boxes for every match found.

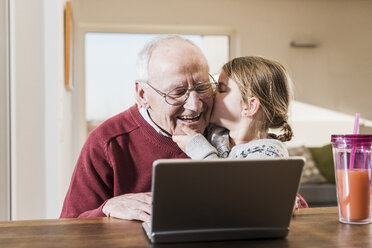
[218,83,228,93]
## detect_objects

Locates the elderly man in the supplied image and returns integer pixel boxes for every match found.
[60,36,216,222]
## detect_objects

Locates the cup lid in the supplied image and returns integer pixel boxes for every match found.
[331,134,372,144]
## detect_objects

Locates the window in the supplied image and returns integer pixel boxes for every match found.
[85,33,229,133]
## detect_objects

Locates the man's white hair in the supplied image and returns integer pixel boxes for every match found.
[135,35,202,83]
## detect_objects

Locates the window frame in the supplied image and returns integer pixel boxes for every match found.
[0,0,10,221]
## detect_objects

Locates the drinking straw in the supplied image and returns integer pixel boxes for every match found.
[349,113,360,170]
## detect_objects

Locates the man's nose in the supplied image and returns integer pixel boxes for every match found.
[183,90,203,112]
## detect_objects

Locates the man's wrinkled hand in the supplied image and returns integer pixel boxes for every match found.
[102,192,152,222]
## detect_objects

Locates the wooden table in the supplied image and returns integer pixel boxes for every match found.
[0,207,371,247]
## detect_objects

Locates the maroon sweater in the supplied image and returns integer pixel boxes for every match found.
[60,105,188,218]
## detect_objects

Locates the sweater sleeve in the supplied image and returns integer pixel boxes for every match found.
[60,132,113,218]
[296,194,309,208]
[185,134,219,159]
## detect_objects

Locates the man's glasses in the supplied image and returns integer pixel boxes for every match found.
[143,74,218,106]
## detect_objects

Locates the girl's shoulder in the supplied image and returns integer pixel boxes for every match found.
[229,139,289,159]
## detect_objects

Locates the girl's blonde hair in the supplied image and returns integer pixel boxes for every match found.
[222,56,293,142]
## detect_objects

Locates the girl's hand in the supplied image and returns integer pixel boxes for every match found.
[172,124,199,152]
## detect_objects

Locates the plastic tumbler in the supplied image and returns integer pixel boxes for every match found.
[331,135,372,224]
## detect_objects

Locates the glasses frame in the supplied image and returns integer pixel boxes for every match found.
[143,74,219,106]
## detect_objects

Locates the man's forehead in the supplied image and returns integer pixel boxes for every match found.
[151,67,209,85]
[148,43,208,79]
[154,38,198,51]
[151,42,204,61]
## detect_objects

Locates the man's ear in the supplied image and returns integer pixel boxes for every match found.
[241,97,260,117]
[135,81,149,109]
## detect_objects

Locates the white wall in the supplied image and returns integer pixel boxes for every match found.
[10,0,45,220]
[10,0,69,220]
[288,101,357,147]
[44,0,72,219]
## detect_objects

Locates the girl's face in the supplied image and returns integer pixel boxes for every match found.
[210,71,243,130]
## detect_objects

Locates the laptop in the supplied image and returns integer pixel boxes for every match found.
[142,157,305,243]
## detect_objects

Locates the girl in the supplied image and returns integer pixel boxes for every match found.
[173,56,308,208]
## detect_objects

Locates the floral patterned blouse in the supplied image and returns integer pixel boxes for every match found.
[229,139,288,159]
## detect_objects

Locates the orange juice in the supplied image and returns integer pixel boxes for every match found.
[337,169,370,221]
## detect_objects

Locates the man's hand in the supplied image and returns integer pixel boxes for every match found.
[102,192,152,222]
[172,124,199,152]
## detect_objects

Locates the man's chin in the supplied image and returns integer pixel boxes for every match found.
[174,121,207,135]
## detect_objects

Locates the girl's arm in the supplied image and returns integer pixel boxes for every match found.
[185,134,219,159]
[172,125,219,159]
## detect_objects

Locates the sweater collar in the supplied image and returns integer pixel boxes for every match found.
[138,107,171,138]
